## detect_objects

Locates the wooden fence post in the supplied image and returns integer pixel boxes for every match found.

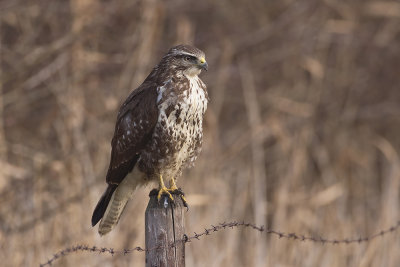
[145,189,185,267]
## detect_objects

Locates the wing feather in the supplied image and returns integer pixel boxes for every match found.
[106,81,158,185]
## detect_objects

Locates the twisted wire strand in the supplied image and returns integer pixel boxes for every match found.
[40,220,400,267]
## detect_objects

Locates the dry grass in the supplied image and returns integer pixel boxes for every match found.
[2,0,400,266]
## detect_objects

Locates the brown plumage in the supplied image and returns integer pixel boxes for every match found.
[92,45,209,235]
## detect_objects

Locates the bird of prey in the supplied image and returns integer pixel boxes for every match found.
[91,44,209,235]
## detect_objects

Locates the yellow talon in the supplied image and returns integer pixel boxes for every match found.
[169,178,179,191]
[157,186,174,201]
[157,175,174,201]
[169,178,188,208]
[157,176,189,207]
[180,194,187,204]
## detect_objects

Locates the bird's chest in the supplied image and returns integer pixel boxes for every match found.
[153,77,208,170]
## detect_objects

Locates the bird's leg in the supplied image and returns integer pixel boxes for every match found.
[169,178,179,191]
[157,175,174,201]
[169,178,188,209]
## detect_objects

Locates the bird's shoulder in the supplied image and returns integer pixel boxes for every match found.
[117,81,158,122]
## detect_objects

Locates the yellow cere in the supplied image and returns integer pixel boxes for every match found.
[199,57,206,64]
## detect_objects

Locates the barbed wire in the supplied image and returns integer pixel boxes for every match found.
[40,220,400,267]
[265,220,400,244]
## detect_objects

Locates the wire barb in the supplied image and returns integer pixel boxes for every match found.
[40,220,400,266]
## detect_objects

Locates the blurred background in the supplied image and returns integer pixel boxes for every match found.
[1,0,400,266]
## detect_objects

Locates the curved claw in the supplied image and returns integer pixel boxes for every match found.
[171,188,189,210]
[180,194,189,210]
[156,176,189,209]
[157,186,174,202]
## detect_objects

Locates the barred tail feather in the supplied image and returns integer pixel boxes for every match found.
[91,185,117,227]
[98,192,128,235]
[97,176,141,236]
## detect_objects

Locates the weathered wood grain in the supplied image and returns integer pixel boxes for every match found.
[145,190,185,267]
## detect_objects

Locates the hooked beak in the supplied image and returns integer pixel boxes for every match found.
[198,57,208,71]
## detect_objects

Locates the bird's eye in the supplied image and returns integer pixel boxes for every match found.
[184,56,192,61]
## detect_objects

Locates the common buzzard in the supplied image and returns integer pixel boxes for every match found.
[91,45,209,235]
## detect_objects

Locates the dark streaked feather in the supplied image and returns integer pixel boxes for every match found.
[106,81,159,185]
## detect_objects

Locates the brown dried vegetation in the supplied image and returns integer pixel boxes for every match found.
[1,0,400,266]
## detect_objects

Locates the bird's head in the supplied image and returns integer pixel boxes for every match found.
[165,44,208,77]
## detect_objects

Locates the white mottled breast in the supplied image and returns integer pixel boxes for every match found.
[147,75,208,179]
